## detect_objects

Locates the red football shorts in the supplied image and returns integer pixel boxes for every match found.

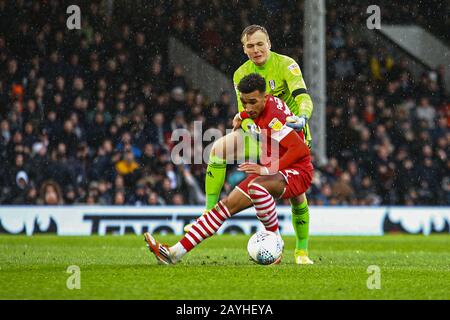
[236,166,313,200]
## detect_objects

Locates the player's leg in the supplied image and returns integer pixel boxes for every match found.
[182,130,242,233]
[277,168,314,264]
[290,193,313,264]
[290,123,312,261]
[235,173,289,257]
[184,129,259,232]
[205,129,259,209]
[245,174,286,236]
[145,187,252,264]
[204,130,242,210]
[183,131,240,233]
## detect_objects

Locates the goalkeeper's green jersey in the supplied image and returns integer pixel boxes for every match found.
[233,50,313,147]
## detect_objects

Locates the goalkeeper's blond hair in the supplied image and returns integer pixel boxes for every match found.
[240,25,270,44]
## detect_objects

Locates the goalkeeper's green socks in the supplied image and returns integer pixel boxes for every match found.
[205,154,227,210]
[291,198,310,252]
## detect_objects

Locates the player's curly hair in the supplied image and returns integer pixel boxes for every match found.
[237,73,266,94]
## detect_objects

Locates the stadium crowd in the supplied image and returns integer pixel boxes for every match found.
[0,0,448,206]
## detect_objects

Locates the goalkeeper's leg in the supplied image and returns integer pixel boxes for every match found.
[204,153,227,211]
[290,123,313,264]
[184,128,260,232]
[205,130,247,210]
[205,129,260,208]
[291,193,313,265]
[184,130,245,232]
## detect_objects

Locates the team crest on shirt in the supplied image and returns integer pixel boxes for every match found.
[269,79,275,90]
[288,63,301,76]
[268,117,283,131]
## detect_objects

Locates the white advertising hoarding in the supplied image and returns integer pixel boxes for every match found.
[0,206,448,236]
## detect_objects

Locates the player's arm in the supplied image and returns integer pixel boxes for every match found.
[267,128,309,173]
[233,70,244,113]
[233,72,256,133]
[283,58,314,127]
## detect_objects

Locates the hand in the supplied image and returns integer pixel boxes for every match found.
[240,119,261,135]
[241,118,260,134]
[237,162,270,175]
[286,115,308,131]
[232,113,242,131]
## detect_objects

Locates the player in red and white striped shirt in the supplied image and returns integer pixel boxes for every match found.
[144,73,313,264]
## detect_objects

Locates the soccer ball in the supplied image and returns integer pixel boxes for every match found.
[247,230,283,265]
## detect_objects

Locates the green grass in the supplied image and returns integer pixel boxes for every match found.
[0,235,449,299]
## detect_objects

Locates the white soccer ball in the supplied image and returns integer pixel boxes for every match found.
[247,230,283,265]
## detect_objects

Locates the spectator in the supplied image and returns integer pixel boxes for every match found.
[115,151,139,179]
[97,179,113,205]
[9,171,30,204]
[415,97,436,128]
[171,193,185,205]
[63,185,77,205]
[38,180,64,205]
[148,191,166,206]
[128,183,148,206]
[331,172,355,204]
[113,189,126,205]
[0,0,447,207]
[370,47,394,81]
[334,50,355,80]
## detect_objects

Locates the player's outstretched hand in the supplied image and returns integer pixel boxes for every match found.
[238,162,270,175]
[286,115,307,131]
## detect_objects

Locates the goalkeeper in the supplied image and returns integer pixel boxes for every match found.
[187,25,314,264]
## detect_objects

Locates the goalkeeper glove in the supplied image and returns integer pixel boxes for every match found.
[241,118,261,134]
[286,115,308,131]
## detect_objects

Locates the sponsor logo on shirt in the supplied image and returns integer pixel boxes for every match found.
[268,117,283,131]
[288,63,301,76]
[269,79,275,90]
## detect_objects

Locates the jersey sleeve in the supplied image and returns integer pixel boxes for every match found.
[271,124,295,143]
[281,57,313,118]
[263,96,296,142]
[266,124,310,173]
[282,57,307,93]
[233,70,244,112]
[275,130,310,170]
[259,96,309,173]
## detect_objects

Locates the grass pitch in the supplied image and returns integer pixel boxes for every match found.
[0,235,449,300]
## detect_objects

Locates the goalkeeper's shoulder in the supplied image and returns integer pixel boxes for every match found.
[273,52,302,70]
[233,60,254,83]
[273,51,299,64]
[272,52,305,82]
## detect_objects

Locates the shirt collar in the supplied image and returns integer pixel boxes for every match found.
[255,51,272,70]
